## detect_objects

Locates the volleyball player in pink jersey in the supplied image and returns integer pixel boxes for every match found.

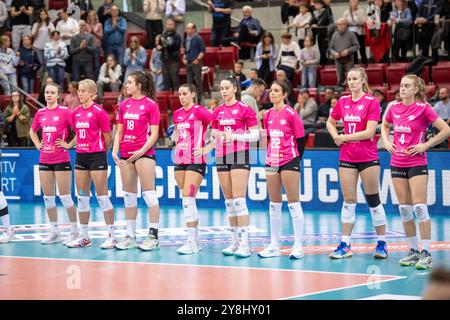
[382,75,450,270]
[29,83,79,246]
[66,79,116,249]
[112,71,161,252]
[173,84,212,254]
[258,81,306,259]
[326,67,389,259]
[210,77,259,258]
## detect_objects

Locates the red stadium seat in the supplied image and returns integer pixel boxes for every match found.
[305,134,315,148]
[292,70,301,88]
[179,68,187,84]
[169,93,182,114]
[126,31,147,48]
[366,64,386,86]
[217,47,236,70]
[319,68,338,86]
[425,85,437,100]
[421,65,430,84]
[432,64,450,86]
[386,63,406,86]
[155,91,171,114]
[48,0,66,10]
[145,49,152,69]
[386,89,398,102]
[203,47,219,69]
[292,88,300,103]
[0,95,10,111]
[102,92,119,113]
[26,94,41,117]
[199,28,211,47]
[371,85,388,99]
[159,113,168,139]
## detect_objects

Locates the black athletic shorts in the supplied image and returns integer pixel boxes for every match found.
[120,154,156,163]
[75,152,108,171]
[216,150,251,172]
[265,156,301,174]
[39,162,72,171]
[174,164,207,176]
[339,159,380,172]
[391,165,428,179]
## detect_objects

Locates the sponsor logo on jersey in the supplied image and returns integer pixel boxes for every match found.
[358,105,364,111]
[232,109,239,115]
[140,105,145,110]
[53,116,59,121]
[394,124,412,133]
[42,125,57,133]
[280,119,287,125]
[219,111,225,115]
[408,115,415,121]
[124,113,140,120]
[75,121,90,129]
[189,114,194,119]
[87,112,92,117]
[42,117,47,121]
[269,129,284,137]
[344,114,361,122]
[177,122,191,129]
[219,119,236,125]
[394,114,401,119]
[344,105,350,109]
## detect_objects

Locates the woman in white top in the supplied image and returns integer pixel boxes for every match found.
[31,9,55,80]
[96,54,122,102]
[289,2,312,49]
[56,8,79,75]
[343,0,367,65]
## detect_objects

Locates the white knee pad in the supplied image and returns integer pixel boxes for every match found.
[0,191,7,210]
[370,204,387,227]
[124,192,138,208]
[399,205,414,222]
[341,202,356,224]
[225,199,236,218]
[97,195,113,212]
[288,202,304,221]
[182,197,198,223]
[269,202,282,219]
[59,194,75,209]
[43,195,56,209]
[77,196,90,212]
[233,198,249,217]
[413,203,430,222]
[142,190,158,208]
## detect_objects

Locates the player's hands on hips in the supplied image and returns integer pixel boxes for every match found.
[406,143,427,155]
[385,141,397,154]
[55,139,70,149]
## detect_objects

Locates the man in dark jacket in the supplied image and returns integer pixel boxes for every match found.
[70,20,95,81]
[183,23,205,102]
[158,18,182,91]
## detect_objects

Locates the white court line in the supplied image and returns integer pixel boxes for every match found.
[280,276,406,300]
[360,294,421,300]
[0,255,407,278]
[4,196,20,200]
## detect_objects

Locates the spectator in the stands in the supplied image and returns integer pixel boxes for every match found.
[70,20,95,81]
[63,81,81,109]
[144,0,165,49]
[97,0,113,27]
[433,87,450,124]
[310,0,333,65]
[0,35,19,96]
[0,1,7,37]
[276,68,296,105]
[289,2,312,49]
[295,88,318,132]
[86,10,103,80]
[276,31,301,83]
[166,0,185,38]
[70,0,93,21]
[329,18,360,87]
[10,0,33,51]
[18,34,40,93]
[31,9,54,81]
[150,34,163,91]
[183,22,205,103]
[388,0,413,62]
[208,0,233,47]
[232,61,247,84]
[159,18,181,91]
[104,5,127,65]
[224,5,263,53]
[4,90,30,147]
[317,87,334,124]
[343,0,367,65]
[240,67,258,90]
[97,53,122,103]
[44,30,69,89]
[241,77,267,127]
[38,76,53,105]
[123,35,147,81]
[377,0,393,22]
[281,0,300,25]
[56,7,80,49]
[255,31,278,87]
[300,35,320,89]
[415,0,442,60]
[373,89,388,118]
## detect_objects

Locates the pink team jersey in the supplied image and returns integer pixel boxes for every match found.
[173,104,212,165]
[72,103,111,153]
[385,101,439,167]
[117,96,160,158]
[211,101,259,157]
[263,105,305,167]
[330,93,380,162]
[31,105,72,164]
